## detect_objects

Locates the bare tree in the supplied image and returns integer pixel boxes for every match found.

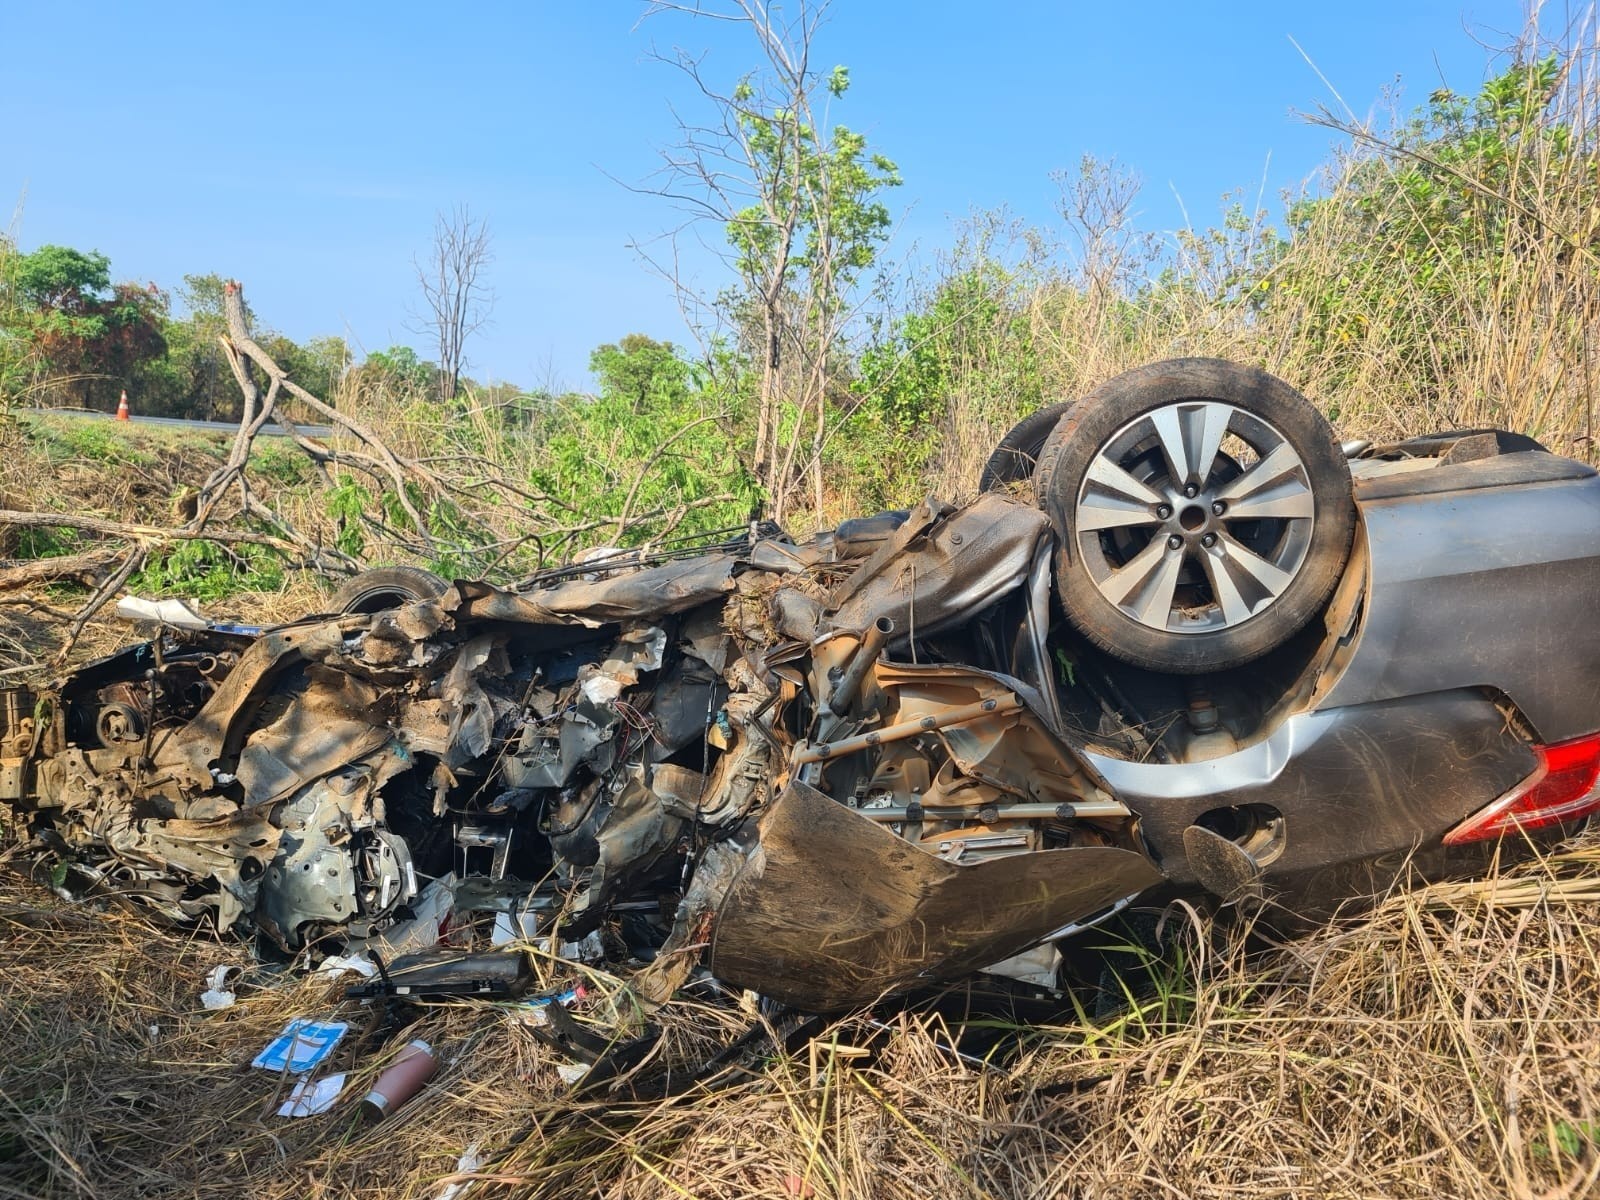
[414,204,494,402]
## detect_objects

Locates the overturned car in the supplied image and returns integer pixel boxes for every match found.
[6,359,1600,1012]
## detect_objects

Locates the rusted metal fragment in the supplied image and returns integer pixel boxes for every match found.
[257,765,415,946]
[113,810,280,928]
[438,635,506,766]
[438,558,737,627]
[769,588,824,643]
[827,499,948,608]
[680,606,733,673]
[678,701,771,825]
[156,620,349,790]
[634,831,754,1005]
[392,598,448,640]
[235,668,392,804]
[875,663,1114,802]
[552,764,688,934]
[707,780,1163,1011]
[748,539,825,574]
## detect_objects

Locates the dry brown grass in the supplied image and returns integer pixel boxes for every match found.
[2,833,1598,1200]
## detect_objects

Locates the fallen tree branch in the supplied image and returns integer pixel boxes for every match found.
[615,413,727,536]
[0,596,81,622]
[50,548,145,668]
[221,282,443,542]
[0,548,126,592]
[0,510,320,558]
[531,493,741,567]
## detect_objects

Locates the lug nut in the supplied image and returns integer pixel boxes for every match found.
[1211,500,1226,516]
[1167,534,1183,550]
[1184,483,1199,498]
[1156,504,1172,519]
[1202,533,1217,548]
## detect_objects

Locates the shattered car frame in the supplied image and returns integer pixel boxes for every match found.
[7,360,1600,1014]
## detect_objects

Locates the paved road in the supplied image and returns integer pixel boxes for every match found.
[21,407,334,440]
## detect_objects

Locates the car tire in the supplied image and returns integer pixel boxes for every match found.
[329,566,449,614]
[979,400,1077,492]
[1036,358,1355,674]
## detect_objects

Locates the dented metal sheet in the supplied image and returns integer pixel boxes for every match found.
[6,497,1153,1007]
[443,557,738,626]
[707,781,1162,1011]
[828,493,1053,642]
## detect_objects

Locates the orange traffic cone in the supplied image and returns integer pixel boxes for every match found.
[116,391,130,421]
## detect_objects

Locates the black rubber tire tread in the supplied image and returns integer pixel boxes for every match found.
[979,400,1078,492]
[329,565,449,614]
[1036,358,1355,674]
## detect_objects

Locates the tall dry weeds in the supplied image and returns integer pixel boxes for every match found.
[3,835,1598,1200]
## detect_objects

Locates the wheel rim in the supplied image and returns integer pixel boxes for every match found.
[1073,400,1317,635]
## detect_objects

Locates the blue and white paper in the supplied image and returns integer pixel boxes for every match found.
[252,1018,349,1074]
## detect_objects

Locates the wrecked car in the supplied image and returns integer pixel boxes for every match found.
[5,357,1600,1013]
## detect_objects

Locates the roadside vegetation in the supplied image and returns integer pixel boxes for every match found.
[2,7,1599,1200]
[4,16,1598,607]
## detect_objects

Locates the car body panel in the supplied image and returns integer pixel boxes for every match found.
[1092,689,1537,899]
[706,780,1162,1010]
[1320,459,1600,741]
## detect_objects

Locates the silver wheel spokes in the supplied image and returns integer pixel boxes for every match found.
[1075,401,1316,634]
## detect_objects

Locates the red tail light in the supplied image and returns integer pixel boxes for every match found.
[1443,732,1600,846]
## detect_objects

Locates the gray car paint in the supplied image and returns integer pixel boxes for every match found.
[1091,689,1538,891]
[1319,459,1600,742]
[1079,453,1600,904]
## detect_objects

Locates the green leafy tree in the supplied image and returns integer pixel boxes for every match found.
[11,244,112,313]
[644,1,900,522]
[0,235,47,403]
[591,332,694,414]
[526,334,756,548]
[5,244,169,408]
[359,345,435,398]
[1261,55,1596,431]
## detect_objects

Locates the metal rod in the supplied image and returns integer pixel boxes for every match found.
[1034,894,1138,945]
[797,693,1024,764]
[826,615,895,716]
[853,800,1130,822]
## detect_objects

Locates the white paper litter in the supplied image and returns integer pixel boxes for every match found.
[362,874,455,959]
[114,595,209,629]
[555,1061,590,1085]
[276,1072,347,1117]
[252,1019,349,1074]
[315,953,378,979]
[200,964,238,1010]
[433,1141,486,1200]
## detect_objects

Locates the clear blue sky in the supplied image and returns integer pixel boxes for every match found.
[2,1,1529,390]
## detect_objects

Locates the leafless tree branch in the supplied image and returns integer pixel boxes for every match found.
[414,204,495,402]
